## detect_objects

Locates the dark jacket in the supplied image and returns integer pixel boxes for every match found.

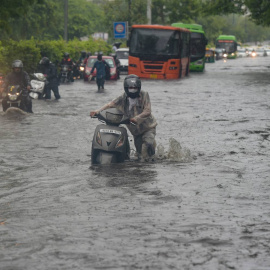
[38,63,58,84]
[61,58,73,67]
[3,71,30,92]
[90,60,110,79]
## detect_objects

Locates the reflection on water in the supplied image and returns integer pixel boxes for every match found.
[89,162,158,190]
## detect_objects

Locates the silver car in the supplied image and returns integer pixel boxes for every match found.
[115,48,129,73]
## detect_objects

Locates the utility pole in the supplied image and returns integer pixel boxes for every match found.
[64,0,68,41]
[147,0,152,25]
[128,0,131,27]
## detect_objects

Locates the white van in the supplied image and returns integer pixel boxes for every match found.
[115,48,129,73]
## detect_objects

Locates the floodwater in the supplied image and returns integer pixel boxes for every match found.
[0,56,270,270]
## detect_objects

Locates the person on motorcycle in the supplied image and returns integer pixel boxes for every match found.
[90,74,157,161]
[79,50,87,63]
[39,57,60,100]
[75,50,87,79]
[89,53,110,91]
[1,60,33,113]
[60,52,74,82]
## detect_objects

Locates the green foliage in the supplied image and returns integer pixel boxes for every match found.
[0,0,106,41]
[165,0,201,24]
[202,0,245,16]
[0,38,111,75]
[198,14,270,45]
[0,0,43,32]
[202,0,270,27]
[0,39,40,74]
[245,0,270,26]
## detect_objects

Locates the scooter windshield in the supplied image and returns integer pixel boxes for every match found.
[105,111,123,124]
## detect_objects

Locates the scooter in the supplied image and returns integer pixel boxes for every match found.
[91,108,131,165]
[29,73,47,99]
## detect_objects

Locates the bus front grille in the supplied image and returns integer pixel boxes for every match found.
[144,65,163,70]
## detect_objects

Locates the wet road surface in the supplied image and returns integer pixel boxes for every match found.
[1,56,270,269]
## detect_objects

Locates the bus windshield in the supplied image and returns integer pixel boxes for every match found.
[190,32,206,60]
[129,28,180,59]
[216,40,236,53]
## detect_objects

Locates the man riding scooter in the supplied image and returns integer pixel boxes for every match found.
[1,60,33,113]
[90,74,157,161]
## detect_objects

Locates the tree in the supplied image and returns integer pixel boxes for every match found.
[0,0,106,41]
[0,0,44,32]
[165,0,201,24]
[202,0,270,26]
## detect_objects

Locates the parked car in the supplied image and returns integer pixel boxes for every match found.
[115,48,129,72]
[84,56,118,81]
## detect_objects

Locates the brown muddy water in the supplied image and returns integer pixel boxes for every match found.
[0,57,270,270]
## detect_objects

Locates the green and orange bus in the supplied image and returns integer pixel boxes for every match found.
[127,25,190,79]
[216,35,237,59]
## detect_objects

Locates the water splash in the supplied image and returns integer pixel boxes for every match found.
[156,138,192,162]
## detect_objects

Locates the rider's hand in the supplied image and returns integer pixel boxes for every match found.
[130,118,137,124]
[27,85,31,91]
[90,111,99,117]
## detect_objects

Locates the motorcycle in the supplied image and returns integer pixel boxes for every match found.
[60,65,73,83]
[73,62,85,79]
[91,108,131,165]
[29,73,47,99]
[78,63,85,79]
[2,85,26,112]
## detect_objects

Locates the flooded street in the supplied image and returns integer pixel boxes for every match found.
[1,56,270,270]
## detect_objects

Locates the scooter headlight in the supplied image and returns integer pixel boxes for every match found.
[96,131,102,146]
[80,66,85,71]
[8,93,19,101]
